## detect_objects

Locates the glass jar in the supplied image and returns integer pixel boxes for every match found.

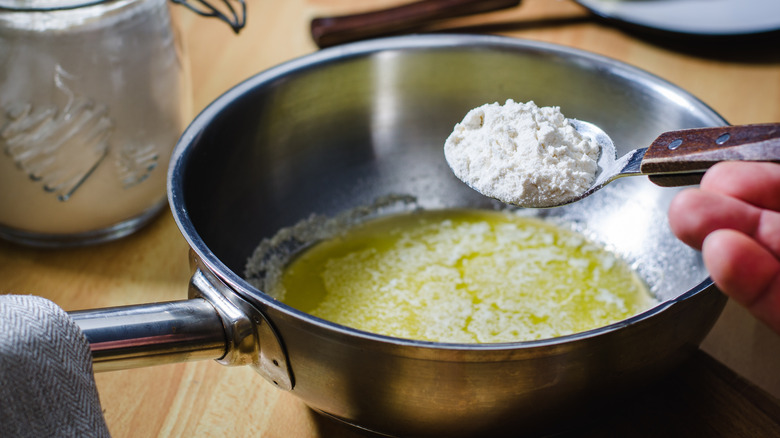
[0,0,191,246]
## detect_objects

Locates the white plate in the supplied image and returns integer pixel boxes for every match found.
[576,0,780,36]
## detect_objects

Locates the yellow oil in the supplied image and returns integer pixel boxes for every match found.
[272,209,656,343]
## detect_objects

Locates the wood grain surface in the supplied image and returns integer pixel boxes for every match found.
[2,0,780,436]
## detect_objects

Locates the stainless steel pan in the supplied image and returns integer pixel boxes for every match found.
[71,34,727,437]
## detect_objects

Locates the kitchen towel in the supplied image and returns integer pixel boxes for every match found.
[0,294,110,437]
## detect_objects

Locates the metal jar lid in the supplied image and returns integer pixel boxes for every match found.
[0,0,246,33]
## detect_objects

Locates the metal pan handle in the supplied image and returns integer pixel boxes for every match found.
[70,298,227,372]
[69,265,294,390]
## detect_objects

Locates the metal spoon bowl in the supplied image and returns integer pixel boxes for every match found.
[520,120,780,208]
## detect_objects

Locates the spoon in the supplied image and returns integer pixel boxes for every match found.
[532,120,780,208]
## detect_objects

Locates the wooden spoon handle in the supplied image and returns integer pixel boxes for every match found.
[641,123,780,186]
[310,0,522,48]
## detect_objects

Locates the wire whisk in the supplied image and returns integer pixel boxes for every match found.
[171,0,246,33]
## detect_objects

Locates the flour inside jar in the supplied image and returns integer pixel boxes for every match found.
[254,208,656,343]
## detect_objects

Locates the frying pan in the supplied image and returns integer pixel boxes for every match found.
[71,35,727,437]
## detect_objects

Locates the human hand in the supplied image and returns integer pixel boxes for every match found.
[668,161,780,334]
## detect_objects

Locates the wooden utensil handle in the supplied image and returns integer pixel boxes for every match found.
[310,0,521,48]
[640,123,780,185]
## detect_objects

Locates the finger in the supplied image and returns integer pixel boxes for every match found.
[703,229,780,333]
[668,188,761,251]
[669,189,780,257]
[701,162,780,211]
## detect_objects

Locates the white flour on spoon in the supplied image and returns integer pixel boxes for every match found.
[444,99,599,207]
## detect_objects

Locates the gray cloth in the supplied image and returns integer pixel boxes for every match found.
[0,294,110,437]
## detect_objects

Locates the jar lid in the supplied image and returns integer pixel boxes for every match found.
[0,0,112,11]
[0,0,246,34]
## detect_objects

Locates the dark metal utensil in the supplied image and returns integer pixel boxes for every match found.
[310,0,521,48]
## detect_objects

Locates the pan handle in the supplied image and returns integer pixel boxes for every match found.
[69,265,294,390]
[70,298,227,372]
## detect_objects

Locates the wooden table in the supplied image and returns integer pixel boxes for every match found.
[2,0,780,436]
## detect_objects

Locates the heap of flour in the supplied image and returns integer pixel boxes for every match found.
[444,99,600,208]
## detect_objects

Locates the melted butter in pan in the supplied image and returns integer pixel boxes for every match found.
[271,209,656,343]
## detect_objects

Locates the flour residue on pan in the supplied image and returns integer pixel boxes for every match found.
[244,194,421,300]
